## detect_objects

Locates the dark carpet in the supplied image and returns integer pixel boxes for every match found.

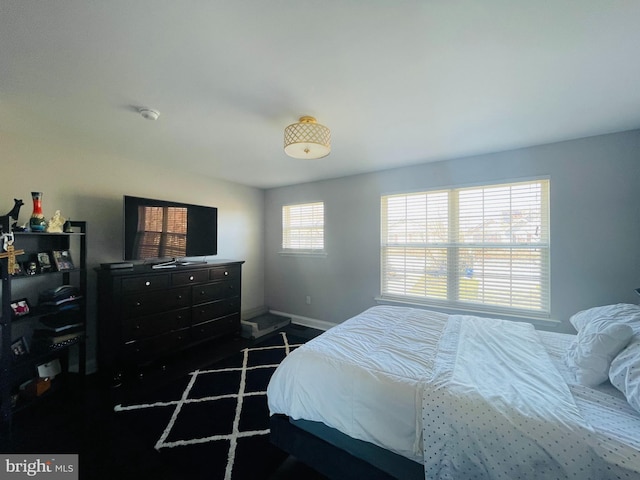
[113,332,305,480]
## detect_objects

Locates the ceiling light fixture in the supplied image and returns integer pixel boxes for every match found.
[139,108,160,121]
[284,116,331,159]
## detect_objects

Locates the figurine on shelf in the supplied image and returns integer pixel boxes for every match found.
[4,198,25,232]
[46,210,66,233]
[63,219,73,233]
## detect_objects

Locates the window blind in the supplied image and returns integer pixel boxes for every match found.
[282,202,325,252]
[381,179,550,317]
[134,206,188,259]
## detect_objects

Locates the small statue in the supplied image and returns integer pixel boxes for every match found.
[5,199,24,231]
[46,210,66,233]
[5,199,24,220]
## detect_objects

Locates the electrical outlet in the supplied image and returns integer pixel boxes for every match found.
[306,295,311,305]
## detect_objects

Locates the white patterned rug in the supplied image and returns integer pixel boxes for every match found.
[113,332,305,480]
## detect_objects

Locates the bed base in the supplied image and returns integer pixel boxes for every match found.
[270,414,398,480]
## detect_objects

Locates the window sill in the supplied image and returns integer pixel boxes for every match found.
[279,250,327,258]
[374,295,559,328]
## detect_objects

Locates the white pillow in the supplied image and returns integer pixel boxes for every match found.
[609,340,640,413]
[569,303,640,332]
[564,318,633,386]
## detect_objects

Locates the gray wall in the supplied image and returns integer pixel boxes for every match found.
[264,130,640,333]
[2,132,266,371]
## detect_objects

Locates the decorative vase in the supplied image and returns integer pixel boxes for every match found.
[29,192,47,232]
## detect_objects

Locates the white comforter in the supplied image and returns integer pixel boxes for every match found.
[268,305,446,462]
[267,306,640,479]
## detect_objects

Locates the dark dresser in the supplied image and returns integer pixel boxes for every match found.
[96,260,243,384]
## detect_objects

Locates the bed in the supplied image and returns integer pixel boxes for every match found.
[267,304,640,479]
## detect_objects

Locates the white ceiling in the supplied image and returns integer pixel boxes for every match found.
[2,1,639,189]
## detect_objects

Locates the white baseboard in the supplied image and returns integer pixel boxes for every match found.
[269,310,335,332]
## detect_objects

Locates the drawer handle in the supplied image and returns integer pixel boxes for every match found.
[135,325,140,330]
[177,295,183,300]
[200,290,206,296]
[145,281,151,286]
[189,275,194,281]
[135,301,142,307]
[224,271,229,276]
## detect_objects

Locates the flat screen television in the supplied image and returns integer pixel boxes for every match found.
[123,195,218,261]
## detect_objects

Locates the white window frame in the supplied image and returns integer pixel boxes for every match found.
[380,179,550,318]
[281,202,326,256]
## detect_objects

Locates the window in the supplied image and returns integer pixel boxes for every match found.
[133,206,188,259]
[381,179,550,317]
[282,202,325,253]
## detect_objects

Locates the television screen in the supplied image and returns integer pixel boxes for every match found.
[123,196,218,261]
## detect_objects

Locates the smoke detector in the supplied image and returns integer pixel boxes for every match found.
[138,108,160,120]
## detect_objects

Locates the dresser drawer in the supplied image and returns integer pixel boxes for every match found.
[123,286,191,318]
[121,274,170,293]
[210,264,241,281]
[172,270,209,286]
[192,297,240,324]
[192,279,240,305]
[191,314,240,342]
[123,328,190,364]
[122,308,191,341]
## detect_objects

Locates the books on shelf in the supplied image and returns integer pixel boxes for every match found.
[36,320,83,333]
[39,309,81,326]
[38,285,82,306]
[32,328,84,346]
[39,295,83,307]
[34,311,84,344]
